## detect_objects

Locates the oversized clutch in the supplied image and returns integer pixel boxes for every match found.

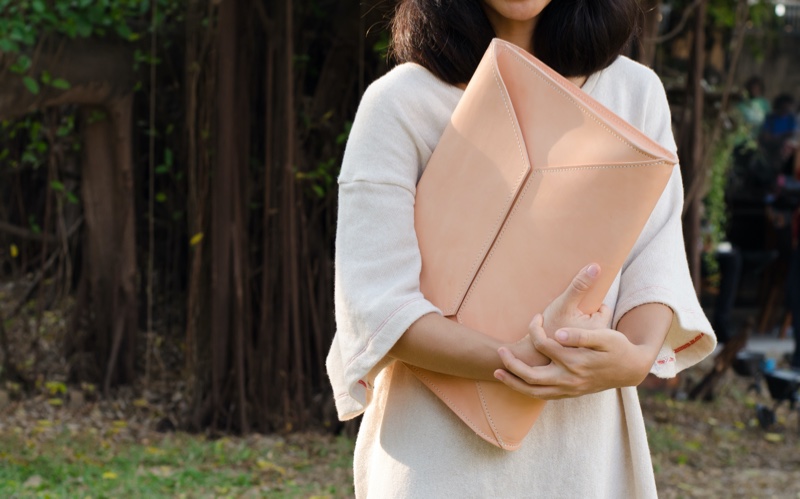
[405,39,677,450]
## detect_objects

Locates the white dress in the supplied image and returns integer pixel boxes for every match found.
[327,56,716,498]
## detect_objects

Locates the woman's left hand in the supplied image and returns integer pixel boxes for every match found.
[494,314,651,400]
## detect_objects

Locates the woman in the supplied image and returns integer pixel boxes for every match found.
[327,1,715,496]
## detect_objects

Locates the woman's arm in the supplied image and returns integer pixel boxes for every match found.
[616,302,673,372]
[389,313,543,381]
[389,264,610,381]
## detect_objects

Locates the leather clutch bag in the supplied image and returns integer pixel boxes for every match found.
[405,39,677,450]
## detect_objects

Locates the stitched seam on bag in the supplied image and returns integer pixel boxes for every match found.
[500,45,659,161]
[475,381,515,450]
[455,62,533,314]
[539,162,666,173]
[461,170,539,312]
[449,53,530,314]
[503,45,658,159]
[406,366,496,442]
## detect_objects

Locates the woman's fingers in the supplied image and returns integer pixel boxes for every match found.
[591,304,613,325]
[541,264,607,334]
[553,327,610,350]
[494,367,581,400]
[497,347,540,384]
[528,315,569,359]
[559,263,601,309]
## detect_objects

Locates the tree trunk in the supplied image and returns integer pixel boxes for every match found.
[206,0,252,431]
[184,0,215,431]
[681,0,708,294]
[0,38,139,389]
[638,0,662,68]
[69,96,137,389]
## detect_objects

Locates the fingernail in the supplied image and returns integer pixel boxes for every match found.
[494,371,504,381]
[586,264,599,278]
[556,330,568,341]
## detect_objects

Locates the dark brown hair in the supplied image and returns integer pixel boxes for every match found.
[391,0,639,85]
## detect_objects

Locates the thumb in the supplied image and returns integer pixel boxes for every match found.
[560,263,601,307]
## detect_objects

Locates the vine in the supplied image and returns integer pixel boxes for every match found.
[0,0,182,92]
[0,0,184,261]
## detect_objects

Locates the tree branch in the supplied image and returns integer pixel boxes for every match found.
[0,38,135,120]
[647,0,704,44]
[0,220,59,243]
[683,0,750,211]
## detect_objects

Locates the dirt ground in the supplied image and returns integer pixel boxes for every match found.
[1,278,799,497]
[642,365,800,499]
[0,363,799,497]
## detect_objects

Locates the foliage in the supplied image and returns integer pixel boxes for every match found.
[707,0,779,62]
[0,0,183,95]
[702,120,751,273]
[0,0,182,268]
[707,0,772,29]
[0,0,182,47]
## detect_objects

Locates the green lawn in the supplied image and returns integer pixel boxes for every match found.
[0,425,355,498]
[3,368,800,498]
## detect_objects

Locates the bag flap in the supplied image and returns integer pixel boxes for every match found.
[415,44,531,316]
[496,40,678,168]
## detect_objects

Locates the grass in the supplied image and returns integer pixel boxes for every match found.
[0,427,355,498]
[5,369,798,498]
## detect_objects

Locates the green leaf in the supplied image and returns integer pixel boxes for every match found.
[50,180,64,192]
[40,71,51,85]
[155,165,170,174]
[76,19,93,38]
[22,76,39,95]
[9,55,31,74]
[115,23,133,40]
[21,151,38,164]
[155,192,167,203]
[51,78,71,90]
[66,192,80,205]
[28,217,41,234]
[0,39,20,53]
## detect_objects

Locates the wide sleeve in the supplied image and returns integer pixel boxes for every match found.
[326,73,444,420]
[612,76,716,378]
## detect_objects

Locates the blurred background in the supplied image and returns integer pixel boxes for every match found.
[0,0,798,496]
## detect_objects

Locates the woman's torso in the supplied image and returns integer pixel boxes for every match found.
[352,57,667,498]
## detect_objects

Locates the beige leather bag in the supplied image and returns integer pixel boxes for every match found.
[406,39,677,450]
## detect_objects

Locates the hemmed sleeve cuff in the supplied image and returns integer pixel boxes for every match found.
[613,285,716,379]
[331,297,442,420]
